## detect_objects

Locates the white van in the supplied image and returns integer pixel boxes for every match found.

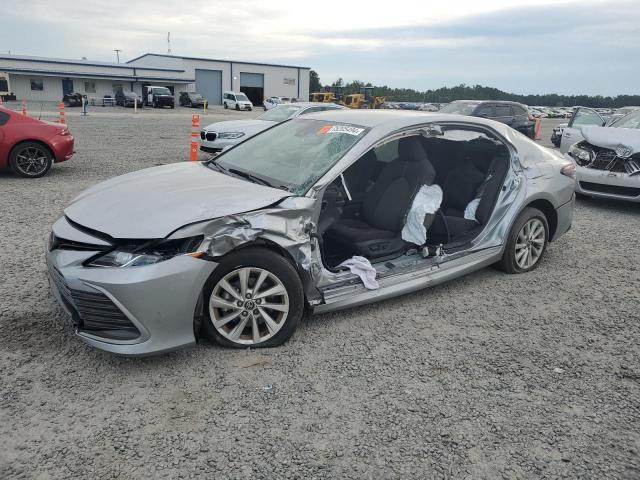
[223,91,253,111]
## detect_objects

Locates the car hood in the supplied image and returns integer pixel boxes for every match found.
[581,126,640,154]
[64,162,290,239]
[203,119,274,134]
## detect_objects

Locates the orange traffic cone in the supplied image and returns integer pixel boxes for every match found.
[21,98,27,116]
[58,101,66,125]
[534,118,542,141]
[190,115,200,161]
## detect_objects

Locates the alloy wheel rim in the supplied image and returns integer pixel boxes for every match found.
[515,218,545,269]
[15,146,48,175]
[209,267,289,345]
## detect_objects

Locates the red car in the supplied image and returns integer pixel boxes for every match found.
[0,106,74,178]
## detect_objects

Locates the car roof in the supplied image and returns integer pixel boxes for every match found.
[272,102,346,109]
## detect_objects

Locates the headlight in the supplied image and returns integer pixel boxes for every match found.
[568,143,594,165]
[217,131,245,139]
[86,236,203,268]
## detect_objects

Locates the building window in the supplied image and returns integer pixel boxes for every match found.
[30,78,44,91]
[84,81,96,93]
[283,77,296,86]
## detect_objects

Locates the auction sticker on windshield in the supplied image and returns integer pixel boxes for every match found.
[319,125,365,136]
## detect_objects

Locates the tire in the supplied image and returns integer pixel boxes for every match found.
[152,100,157,108]
[235,104,240,111]
[223,102,228,109]
[170,104,174,109]
[9,141,53,178]
[201,248,304,348]
[499,207,549,274]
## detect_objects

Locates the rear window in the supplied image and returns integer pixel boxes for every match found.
[439,101,480,115]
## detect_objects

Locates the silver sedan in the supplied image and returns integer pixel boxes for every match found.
[199,102,347,154]
[46,111,576,356]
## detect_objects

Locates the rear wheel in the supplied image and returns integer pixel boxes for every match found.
[9,142,53,178]
[499,207,548,273]
[224,102,228,109]
[201,248,304,348]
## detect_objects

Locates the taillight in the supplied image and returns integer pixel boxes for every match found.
[561,163,576,178]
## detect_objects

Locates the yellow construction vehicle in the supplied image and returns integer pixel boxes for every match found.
[309,92,336,103]
[342,87,385,109]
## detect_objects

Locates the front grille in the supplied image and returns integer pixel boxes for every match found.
[205,132,217,142]
[50,233,110,252]
[591,150,628,173]
[48,264,140,339]
[580,182,640,197]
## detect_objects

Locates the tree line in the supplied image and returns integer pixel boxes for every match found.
[308,70,640,108]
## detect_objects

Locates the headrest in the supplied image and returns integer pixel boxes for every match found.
[398,137,427,162]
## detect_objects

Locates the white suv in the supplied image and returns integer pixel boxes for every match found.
[223,91,253,111]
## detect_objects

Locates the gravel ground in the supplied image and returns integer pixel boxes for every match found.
[1,111,639,479]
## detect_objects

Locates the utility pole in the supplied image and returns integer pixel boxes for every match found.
[167,32,172,54]
[114,49,121,63]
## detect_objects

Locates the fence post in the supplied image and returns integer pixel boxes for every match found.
[190,114,200,161]
[203,100,207,116]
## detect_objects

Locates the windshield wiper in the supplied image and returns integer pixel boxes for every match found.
[227,168,275,188]
[206,158,227,173]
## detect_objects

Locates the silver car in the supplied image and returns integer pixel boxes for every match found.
[564,109,640,202]
[46,111,576,356]
[200,102,347,154]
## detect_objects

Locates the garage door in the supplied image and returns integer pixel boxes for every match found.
[195,69,222,105]
[240,72,264,106]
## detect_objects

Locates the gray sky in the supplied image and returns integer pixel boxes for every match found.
[2,0,638,96]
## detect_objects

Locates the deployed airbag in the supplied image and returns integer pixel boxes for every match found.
[401,184,443,246]
[464,198,481,222]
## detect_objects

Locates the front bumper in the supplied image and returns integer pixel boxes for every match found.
[573,162,640,202]
[45,218,217,356]
[199,136,238,153]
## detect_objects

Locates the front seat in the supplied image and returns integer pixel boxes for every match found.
[327,137,436,259]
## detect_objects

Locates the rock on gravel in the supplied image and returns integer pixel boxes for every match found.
[0,112,639,479]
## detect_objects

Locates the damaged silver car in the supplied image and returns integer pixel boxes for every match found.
[46,111,576,356]
[563,108,640,202]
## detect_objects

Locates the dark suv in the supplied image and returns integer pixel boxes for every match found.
[143,86,175,109]
[440,100,535,138]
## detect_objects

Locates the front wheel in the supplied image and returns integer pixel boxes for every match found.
[235,104,240,111]
[201,248,304,348]
[223,102,228,109]
[499,207,549,273]
[9,142,53,178]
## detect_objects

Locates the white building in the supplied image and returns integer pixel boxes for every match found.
[0,53,310,106]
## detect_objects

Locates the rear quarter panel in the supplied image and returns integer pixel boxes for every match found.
[1,116,63,166]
